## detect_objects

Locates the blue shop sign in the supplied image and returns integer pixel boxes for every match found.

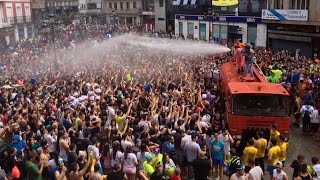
[175,15,261,23]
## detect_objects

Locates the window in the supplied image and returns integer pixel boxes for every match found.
[87,3,97,9]
[306,0,309,9]
[133,2,136,8]
[273,0,283,9]
[159,0,163,7]
[120,2,123,10]
[114,2,117,10]
[109,2,112,9]
[291,0,309,9]
[126,2,130,10]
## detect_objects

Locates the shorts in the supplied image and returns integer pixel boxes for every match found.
[267,165,276,175]
[212,158,224,167]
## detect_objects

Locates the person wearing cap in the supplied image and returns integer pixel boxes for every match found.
[151,147,163,168]
[143,153,155,178]
[9,134,26,153]
[230,163,248,180]
[273,161,288,180]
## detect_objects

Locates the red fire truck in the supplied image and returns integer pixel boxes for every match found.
[220,60,290,151]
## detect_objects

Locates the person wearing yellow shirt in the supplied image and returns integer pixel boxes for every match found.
[150,148,163,168]
[143,153,155,178]
[278,135,289,166]
[116,103,133,132]
[242,139,257,173]
[267,138,281,180]
[269,124,280,149]
[254,131,267,173]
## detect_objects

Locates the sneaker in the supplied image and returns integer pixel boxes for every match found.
[216,176,220,180]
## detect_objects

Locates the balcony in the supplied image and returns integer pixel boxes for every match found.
[86,8,102,13]
[1,16,32,27]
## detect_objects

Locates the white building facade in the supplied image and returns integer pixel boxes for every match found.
[0,1,34,44]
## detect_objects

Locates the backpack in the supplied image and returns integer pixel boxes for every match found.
[303,106,312,122]
[228,156,241,176]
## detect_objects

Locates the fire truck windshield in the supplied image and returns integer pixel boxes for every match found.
[232,94,289,117]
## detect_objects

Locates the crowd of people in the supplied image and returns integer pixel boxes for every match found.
[0,23,319,180]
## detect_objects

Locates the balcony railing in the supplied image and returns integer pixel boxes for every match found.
[1,16,32,25]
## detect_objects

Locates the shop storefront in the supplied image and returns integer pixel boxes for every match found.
[266,23,318,58]
[262,9,317,58]
[175,15,267,47]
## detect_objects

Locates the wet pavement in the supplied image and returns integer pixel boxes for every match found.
[183,119,320,180]
[281,123,320,180]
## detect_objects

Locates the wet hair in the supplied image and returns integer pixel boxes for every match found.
[279,135,286,141]
[124,146,132,159]
[312,157,319,164]
[248,158,255,165]
[257,131,264,138]
[69,162,78,171]
[270,138,277,146]
[298,154,305,161]
[301,164,308,173]
[112,142,121,159]
[247,139,254,146]
[230,148,237,156]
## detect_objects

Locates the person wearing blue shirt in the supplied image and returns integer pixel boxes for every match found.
[162,135,175,155]
[210,133,225,180]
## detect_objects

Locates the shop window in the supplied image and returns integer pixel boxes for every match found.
[159,0,164,7]
[247,24,257,48]
[179,22,183,35]
[187,22,194,38]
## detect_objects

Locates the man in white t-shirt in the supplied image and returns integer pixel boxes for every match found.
[218,129,234,158]
[121,133,134,151]
[184,134,200,163]
[107,105,115,121]
[184,134,201,178]
[180,130,191,150]
[247,158,263,180]
[312,157,320,179]
[43,128,57,153]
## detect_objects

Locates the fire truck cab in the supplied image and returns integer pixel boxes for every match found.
[220,60,290,152]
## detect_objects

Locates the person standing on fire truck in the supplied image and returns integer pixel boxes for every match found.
[241,44,255,78]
